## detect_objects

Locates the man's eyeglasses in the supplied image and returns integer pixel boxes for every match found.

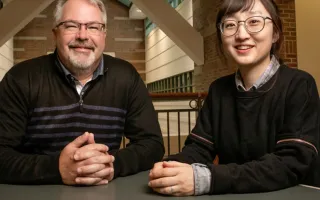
[56,21,106,35]
[218,16,273,37]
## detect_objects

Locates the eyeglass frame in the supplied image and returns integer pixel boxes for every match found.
[55,20,106,35]
[218,16,273,37]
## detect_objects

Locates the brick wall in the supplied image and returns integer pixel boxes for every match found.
[276,0,297,67]
[193,0,297,92]
[14,0,146,80]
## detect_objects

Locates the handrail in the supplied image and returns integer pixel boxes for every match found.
[149,92,208,100]
[149,92,207,112]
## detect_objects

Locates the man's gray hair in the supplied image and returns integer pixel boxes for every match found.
[53,0,107,26]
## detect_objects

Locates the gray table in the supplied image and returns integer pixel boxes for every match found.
[1,171,319,200]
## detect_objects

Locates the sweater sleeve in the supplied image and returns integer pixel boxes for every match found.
[165,83,216,164]
[112,70,164,178]
[0,73,62,184]
[208,74,320,194]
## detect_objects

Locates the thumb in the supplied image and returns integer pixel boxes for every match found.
[163,161,187,168]
[88,133,96,144]
[70,132,89,148]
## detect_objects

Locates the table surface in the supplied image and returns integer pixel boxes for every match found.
[1,171,320,200]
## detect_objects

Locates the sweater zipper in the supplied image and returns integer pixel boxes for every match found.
[79,90,84,113]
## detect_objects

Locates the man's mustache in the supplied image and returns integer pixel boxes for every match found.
[68,41,95,50]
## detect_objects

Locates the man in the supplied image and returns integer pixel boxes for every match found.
[0,0,164,185]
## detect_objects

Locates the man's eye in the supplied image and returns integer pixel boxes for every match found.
[64,23,78,28]
[88,26,99,30]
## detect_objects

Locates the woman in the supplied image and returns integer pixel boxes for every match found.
[148,0,320,196]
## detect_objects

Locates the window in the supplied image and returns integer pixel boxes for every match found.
[147,71,194,93]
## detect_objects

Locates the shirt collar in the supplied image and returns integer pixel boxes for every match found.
[235,55,280,91]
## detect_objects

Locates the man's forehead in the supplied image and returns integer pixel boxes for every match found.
[60,2,103,22]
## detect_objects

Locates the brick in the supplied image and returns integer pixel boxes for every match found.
[283,32,290,36]
[281,13,289,18]
[285,36,297,41]
[283,9,295,14]
[107,29,144,38]
[289,22,296,27]
[287,54,297,58]
[139,72,146,81]
[285,28,296,32]
[116,52,145,60]
[132,63,145,71]
[283,18,296,23]
[283,22,290,27]
[106,41,145,52]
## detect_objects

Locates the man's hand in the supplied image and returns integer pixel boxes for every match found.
[73,140,115,184]
[148,161,195,196]
[59,132,110,185]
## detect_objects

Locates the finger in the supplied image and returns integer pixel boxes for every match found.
[77,164,106,175]
[104,163,114,181]
[70,132,89,148]
[149,162,164,176]
[94,179,109,185]
[85,167,114,178]
[80,155,114,166]
[162,161,188,168]
[75,177,102,185]
[153,162,164,170]
[76,144,108,155]
[74,144,109,160]
[149,167,180,179]
[105,171,114,181]
[152,185,179,196]
[88,133,95,144]
[74,150,105,161]
[148,176,178,188]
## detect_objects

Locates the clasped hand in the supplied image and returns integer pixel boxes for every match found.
[59,132,115,185]
[148,161,195,196]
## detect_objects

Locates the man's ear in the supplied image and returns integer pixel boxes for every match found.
[52,28,57,41]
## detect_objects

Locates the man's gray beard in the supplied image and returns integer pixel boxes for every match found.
[68,51,96,71]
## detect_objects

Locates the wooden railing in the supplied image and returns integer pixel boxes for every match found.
[150,92,208,111]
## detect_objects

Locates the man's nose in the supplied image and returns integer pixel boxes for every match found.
[76,25,89,40]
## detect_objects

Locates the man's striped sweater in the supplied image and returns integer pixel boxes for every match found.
[0,53,164,184]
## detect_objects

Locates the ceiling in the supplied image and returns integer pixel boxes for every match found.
[129,3,146,19]
[117,0,146,19]
[2,0,13,5]
[117,0,131,7]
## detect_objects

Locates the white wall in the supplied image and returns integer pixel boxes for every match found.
[145,0,194,84]
[295,1,320,91]
[0,38,14,81]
